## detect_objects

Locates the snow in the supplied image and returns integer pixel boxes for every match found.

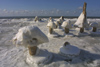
[74,12,89,28]
[61,20,72,28]
[90,22,98,27]
[26,49,53,65]
[0,18,100,67]
[47,20,56,29]
[12,26,48,47]
[60,44,80,57]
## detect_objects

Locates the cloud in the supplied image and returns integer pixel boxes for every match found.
[78,6,83,10]
[3,9,7,12]
[0,8,100,16]
[66,11,69,13]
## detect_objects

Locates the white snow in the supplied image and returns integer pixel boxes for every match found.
[0,18,100,67]
[60,43,80,57]
[90,22,98,27]
[12,26,49,47]
[74,12,89,28]
[26,49,53,65]
[61,20,72,28]
[47,20,56,29]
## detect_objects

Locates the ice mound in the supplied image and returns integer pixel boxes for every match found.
[59,42,80,57]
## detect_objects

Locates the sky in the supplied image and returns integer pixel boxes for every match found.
[0,0,100,17]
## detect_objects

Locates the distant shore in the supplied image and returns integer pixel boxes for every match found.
[0,16,100,19]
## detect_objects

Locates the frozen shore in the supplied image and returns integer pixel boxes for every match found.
[0,18,100,67]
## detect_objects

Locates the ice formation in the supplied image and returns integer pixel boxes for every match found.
[34,16,41,22]
[57,18,63,25]
[1,16,100,67]
[26,49,53,65]
[62,20,72,28]
[89,22,100,35]
[74,2,89,33]
[74,13,89,28]
[90,22,98,28]
[48,17,53,22]
[59,16,64,21]
[52,16,64,32]
[54,21,59,28]
[47,20,59,37]
[61,20,74,37]
[47,20,56,29]
[59,42,80,57]
[12,26,53,65]
[13,26,48,47]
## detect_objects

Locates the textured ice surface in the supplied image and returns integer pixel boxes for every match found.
[60,44,80,57]
[26,49,53,65]
[0,18,100,67]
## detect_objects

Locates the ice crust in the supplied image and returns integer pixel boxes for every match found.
[0,18,100,67]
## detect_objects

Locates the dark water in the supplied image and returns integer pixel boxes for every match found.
[0,16,100,19]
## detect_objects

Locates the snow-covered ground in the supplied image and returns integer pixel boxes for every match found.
[0,18,100,67]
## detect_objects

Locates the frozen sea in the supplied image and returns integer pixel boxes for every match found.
[0,17,100,67]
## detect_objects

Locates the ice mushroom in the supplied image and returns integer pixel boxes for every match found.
[47,19,61,38]
[59,42,80,58]
[59,16,64,21]
[48,17,53,22]
[62,20,72,34]
[12,26,53,64]
[13,26,48,54]
[74,2,89,33]
[34,16,41,22]
[55,16,64,29]
[58,16,64,25]
[90,22,98,32]
[54,21,59,28]
[47,20,56,34]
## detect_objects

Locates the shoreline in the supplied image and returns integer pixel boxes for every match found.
[0,16,100,19]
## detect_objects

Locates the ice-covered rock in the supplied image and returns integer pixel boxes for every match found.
[59,42,80,58]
